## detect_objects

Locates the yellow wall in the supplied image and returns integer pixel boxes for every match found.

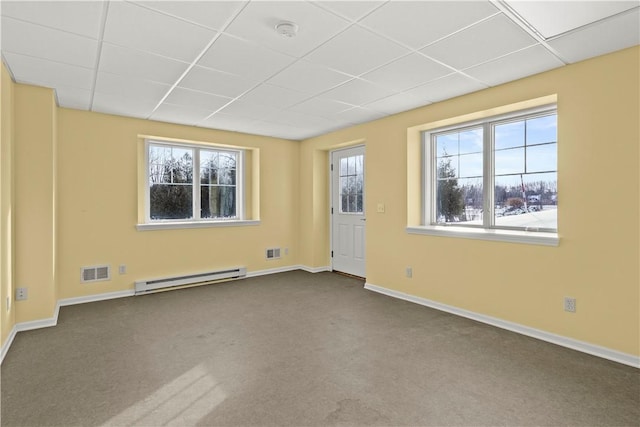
[1,62,16,344]
[56,109,300,300]
[298,46,639,356]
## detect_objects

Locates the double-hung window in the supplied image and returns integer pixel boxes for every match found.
[423,106,558,238]
[145,140,242,224]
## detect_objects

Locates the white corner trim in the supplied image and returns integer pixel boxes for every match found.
[406,225,559,247]
[299,265,331,273]
[136,219,260,231]
[0,326,18,365]
[364,282,639,369]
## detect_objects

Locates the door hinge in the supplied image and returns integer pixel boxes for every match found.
[331,207,333,214]
[331,251,334,258]
[331,164,333,171]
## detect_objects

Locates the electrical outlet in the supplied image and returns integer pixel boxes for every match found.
[119,265,127,275]
[564,297,576,313]
[284,248,289,255]
[377,203,385,213]
[16,288,28,301]
[405,267,412,278]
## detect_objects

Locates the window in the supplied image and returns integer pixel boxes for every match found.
[339,154,364,213]
[425,106,557,234]
[145,140,242,224]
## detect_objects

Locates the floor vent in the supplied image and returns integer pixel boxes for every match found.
[81,265,111,283]
[266,248,281,260]
[134,267,247,295]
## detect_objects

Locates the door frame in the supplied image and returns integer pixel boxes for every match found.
[329,144,366,276]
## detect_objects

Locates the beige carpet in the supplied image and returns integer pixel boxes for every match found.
[1,271,639,426]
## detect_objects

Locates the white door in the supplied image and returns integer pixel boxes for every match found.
[331,146,366,278]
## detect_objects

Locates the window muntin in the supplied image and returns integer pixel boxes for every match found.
[426,108,557,232]
[146,141,241,223]
[339,154,364,214]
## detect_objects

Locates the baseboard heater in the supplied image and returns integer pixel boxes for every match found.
[134,267,247,295]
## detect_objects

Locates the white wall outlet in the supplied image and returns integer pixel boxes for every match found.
[377,203,385,213]
[564,296,576,313]
[405,267,412,278]
[16,287,28,301]
[119,265,127,275]
[284,248,289,255]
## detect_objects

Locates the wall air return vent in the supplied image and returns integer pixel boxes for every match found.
[81,265,111,283]
[266,248,281,260]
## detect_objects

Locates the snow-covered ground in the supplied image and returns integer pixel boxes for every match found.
[462,206,557,229]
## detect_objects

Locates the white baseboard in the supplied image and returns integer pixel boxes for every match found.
[246,265,301,278]
[364,283,639,369]
[299,265,331,273]
[0,326,17,364]
[58,290,135,307]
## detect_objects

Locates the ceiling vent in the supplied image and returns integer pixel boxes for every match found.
[275,21,298,38]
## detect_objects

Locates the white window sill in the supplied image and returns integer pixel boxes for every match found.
[406,225,559,246]
[137,219,260,231]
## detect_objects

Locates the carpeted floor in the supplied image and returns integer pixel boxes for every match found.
[1,271,639,426]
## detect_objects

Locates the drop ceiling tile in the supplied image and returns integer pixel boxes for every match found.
[94,72,171,105]
[421,14,537,70]
[92,92,158,119]
[178,66,258,99]
[239,84,309,109]
[320,78,395,106]
[332,107,386,125]
[465,45,564,86]
[217,99,281,120]
[246,121,311,140]
[1,17,98,68]
[504,1,638,39]
[406,73,487,103]
[361,53,453,92]
[364,92,430,115]
[548,8,640,63]
[103,2,216,62]
[54,85,92,110]
[225,1,350,58]
[313,1,386,21]
[264,109,334,128]
[303,25,410,76]
[164,87,231,111]
[288,97,354,117]
[359,1,498,49]
[133,1,244,31]
[99,43,190,85]
[2,52,94,90]
[200,113,257,132]
[198,35,297,80]
[0,1,105,39]
[267,60,353,95]
[150,103,214,126]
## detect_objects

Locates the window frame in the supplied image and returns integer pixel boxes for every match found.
[416,104,559,246]
[140,139,252,230]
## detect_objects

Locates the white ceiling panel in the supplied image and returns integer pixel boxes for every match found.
[133,1,244,31]
[364,92,431,115]
[103,2,216,62]
[465,45,565,87]
[548,8,640,63]
[246,120,313,139]
[197,34,296,80]
[505,1,638,39]
[1,1,105,39]
[361,53,452,92]
[200,113,257,132]
[94,72,171,105]
[217,99,281,120]
[92,92,159,119]
[239,84,309,109]
[54,86,92,110]
[164,87,231,112]
[267,60,352,95]
[178,66,258,99]
[407,73,487,103]
[331,106,386,125]
[2,52,94,90]
[225,1,349,58]
[421,14,536,70]
[1,17,98,68]
[288,97,354,117]
[303,25,410,76]
[264,109,334,128]
[313,1,385,22]
[150,103,214,126]
[99,43,190,85]
[320,78,395,106]
[360,1,498,49]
